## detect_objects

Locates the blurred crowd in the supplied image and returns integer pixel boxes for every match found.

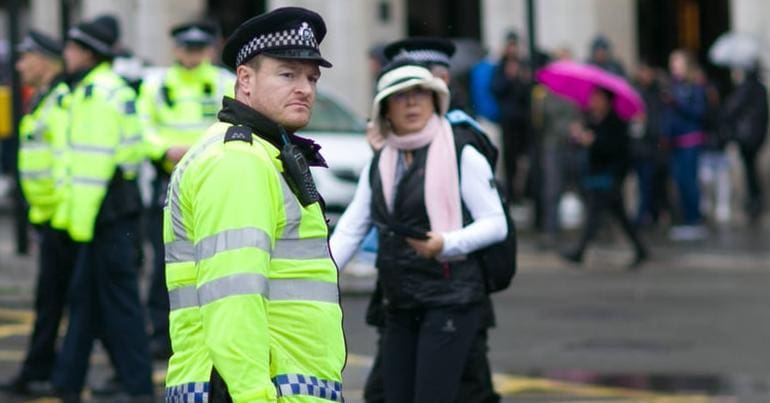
[454,30,768,247]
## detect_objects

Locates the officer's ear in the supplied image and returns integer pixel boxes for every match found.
[235,64,254,97]
[235,55,263,98]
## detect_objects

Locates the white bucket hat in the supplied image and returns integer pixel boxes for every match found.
[370,63,450,132]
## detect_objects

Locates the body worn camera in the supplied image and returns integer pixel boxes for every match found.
[280,143,321,207]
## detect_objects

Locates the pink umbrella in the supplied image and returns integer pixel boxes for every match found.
[535,60,645,120]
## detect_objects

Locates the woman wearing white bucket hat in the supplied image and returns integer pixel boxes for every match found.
[331,61,507,402]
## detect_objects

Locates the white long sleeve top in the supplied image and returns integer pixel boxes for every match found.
[330,145,507,269]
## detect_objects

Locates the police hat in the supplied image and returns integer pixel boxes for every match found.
[383,37,456,67]
[222,7,332,69]
[16,30,62,59]
[68,14,120,57]
[171,21,217,47]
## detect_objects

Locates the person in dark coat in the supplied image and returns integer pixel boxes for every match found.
[331,62,507,403]
[491,51,532,203]
[721,66,769,220]
[631,62,670,226]
[588,35,626,77]
[562,87,648,268]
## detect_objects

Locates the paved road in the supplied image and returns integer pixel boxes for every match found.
[1,212,769,402]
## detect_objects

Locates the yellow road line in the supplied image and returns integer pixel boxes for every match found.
[0,307,34,324]
[493,373,711,402]
[0,323,31,339]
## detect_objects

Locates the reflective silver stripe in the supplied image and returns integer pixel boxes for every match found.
[165,239,195,263]
[277,175,302,237]
[71,144,114,155]
[273,237,329,260]
[19,168,53,180]
[159,122,211,131]
[169,133,225,240]
[169,277,338,310]
[20,142,48,151]
[168,286,198,310]
[195,227,272,262]
[269,279,339,303]
[197,272,268,306]
[72,176,110,186]
[121,134,143,146]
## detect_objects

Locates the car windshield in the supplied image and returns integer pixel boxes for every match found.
[304,92,366,133]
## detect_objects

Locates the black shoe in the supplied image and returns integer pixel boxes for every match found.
[628,249,649,270]
[560,249,583,265]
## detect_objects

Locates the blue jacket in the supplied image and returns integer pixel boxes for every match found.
[661,80,706,137]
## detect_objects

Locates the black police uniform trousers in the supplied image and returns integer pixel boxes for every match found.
[18,224,78,382]
[52,216,153,396]
[146,175,171,353]
[381,303,483,403]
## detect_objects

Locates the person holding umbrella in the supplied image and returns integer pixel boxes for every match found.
[536,60,648,268]
[562,87,648,268]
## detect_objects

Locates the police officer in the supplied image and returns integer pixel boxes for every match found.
[163,7,345,402]
[51,15,153,402]
[359,37,501,403]
[137,20,234,360]
[1,30,74,396]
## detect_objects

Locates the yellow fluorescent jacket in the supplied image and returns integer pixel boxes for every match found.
[163,121,346,403]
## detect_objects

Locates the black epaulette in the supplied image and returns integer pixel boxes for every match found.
[84,84,94,98]
[224,125,253,144]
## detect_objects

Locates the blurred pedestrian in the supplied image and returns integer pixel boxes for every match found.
[1,30,73,396]
[662,49,708,240]
[588,35,626,77]
[631,62,670,226]
[530,73,579,245]
[562,88,648,268]
[492,32,532,203]
[51,15,153,402]
[137,20,234,360]
[163,8,346,402]
[695,67,732,223]
[721,65,768,220]
[331,61,507,403]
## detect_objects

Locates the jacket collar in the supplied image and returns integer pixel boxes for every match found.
[217,96,327,167]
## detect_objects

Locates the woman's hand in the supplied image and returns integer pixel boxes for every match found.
[406,232,444,259]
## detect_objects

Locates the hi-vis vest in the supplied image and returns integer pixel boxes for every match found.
[65,62,145,242]
[163,122,345,403]
[138,61,234,171]
[17,81,69,225]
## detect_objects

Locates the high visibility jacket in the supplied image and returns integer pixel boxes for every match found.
[17,80,69,225]
[138,61,234,171]
[65,62,145,242]
[163,121,345,403]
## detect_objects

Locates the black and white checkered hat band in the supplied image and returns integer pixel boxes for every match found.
[236,27,319,66]
[393,49,451,66]
[69,27,113,55]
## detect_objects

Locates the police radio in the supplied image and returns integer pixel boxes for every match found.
[279,128,320,207]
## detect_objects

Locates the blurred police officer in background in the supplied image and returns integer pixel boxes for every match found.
[137,20,234,360]
[163,7,345,402]
[1,30,73,396]
[50,14,153,403]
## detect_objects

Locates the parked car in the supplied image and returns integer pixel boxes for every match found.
[300,91,372,222]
